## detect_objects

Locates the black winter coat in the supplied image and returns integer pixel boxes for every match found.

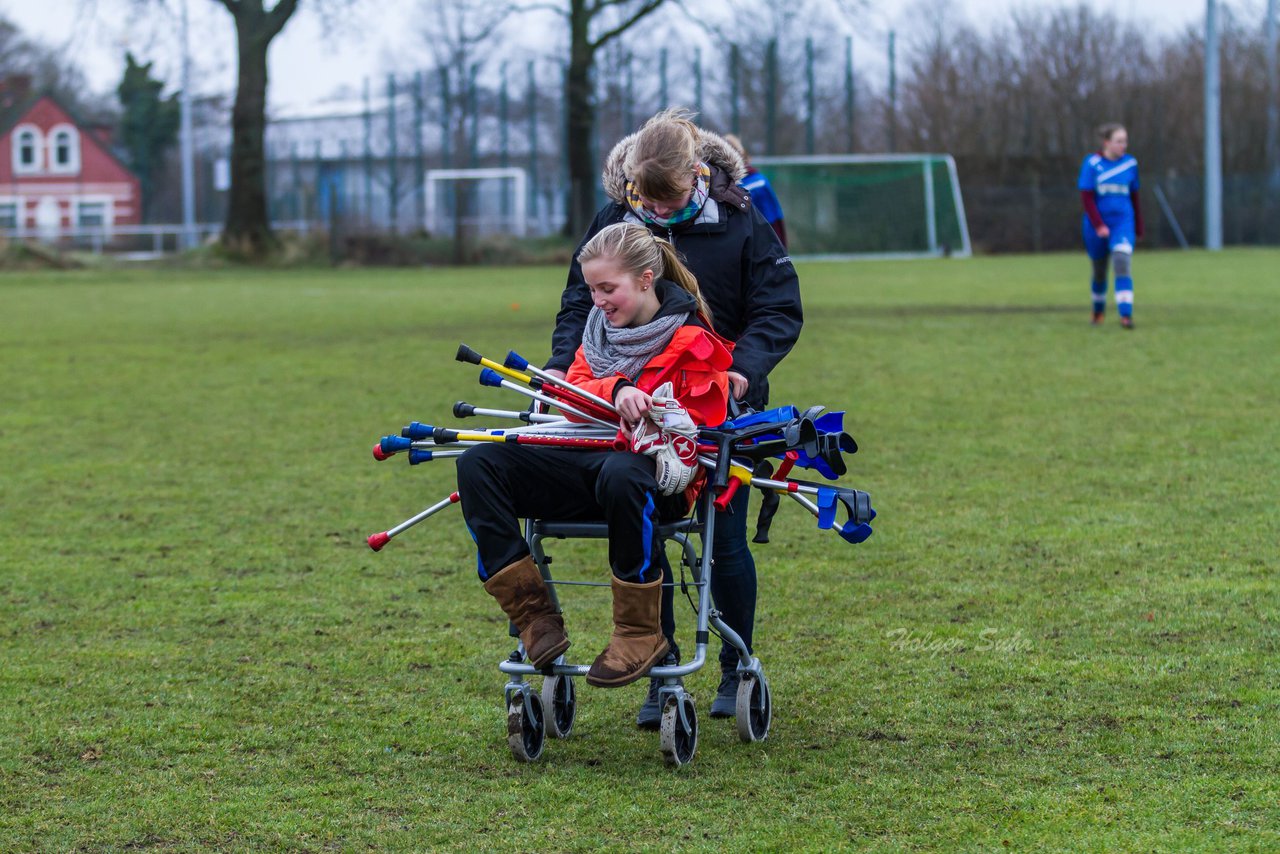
[548,131,803,412]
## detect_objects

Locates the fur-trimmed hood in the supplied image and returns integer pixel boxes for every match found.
[601,127,748,204]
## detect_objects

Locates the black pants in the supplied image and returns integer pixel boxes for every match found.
[635,483,757,665]
[703,487,757,668]
[455,444,687,584]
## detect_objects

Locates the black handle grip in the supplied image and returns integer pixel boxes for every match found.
[713,434,733,489]
[752,460,779,544]
[754,490,780,544]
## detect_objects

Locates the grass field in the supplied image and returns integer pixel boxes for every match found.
[2,250,1277,850]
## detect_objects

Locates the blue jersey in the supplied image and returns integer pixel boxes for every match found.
[1078,153,1139,224]
[740,169,784,225]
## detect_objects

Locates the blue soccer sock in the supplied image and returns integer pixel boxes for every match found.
[1091,280,1107,314]
[1115,278,1133,318]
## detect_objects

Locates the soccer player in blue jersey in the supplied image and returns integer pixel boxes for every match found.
[1078,123,1144,329]
[724,134,787,247]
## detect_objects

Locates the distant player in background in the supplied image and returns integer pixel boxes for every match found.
[724,134,787,248]
[1078,123,1143,329]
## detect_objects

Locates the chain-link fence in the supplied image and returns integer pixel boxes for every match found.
[127,9,1280,255]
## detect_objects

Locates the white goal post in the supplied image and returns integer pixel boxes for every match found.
[752,154,972,260]
[424,167,528,237]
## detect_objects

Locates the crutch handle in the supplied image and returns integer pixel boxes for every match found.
[456,343,483,365]
[380,435,413,454]
[775,450,799,480]
[714,476,743,511]
[401,422,434,440]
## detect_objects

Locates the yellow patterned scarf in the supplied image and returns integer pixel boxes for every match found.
[625,162,711,227]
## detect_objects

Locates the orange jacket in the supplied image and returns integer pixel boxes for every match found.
[565,323,734,428]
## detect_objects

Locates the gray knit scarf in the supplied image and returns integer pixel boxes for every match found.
[581,306,689,379]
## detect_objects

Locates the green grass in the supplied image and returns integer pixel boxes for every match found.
[1,250,1277,851]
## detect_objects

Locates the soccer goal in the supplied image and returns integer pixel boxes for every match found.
[424,167,528,238]
[752,154,971,259]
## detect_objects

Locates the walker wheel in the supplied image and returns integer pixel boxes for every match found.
[543,674,577,739]
[659,693,698,767]
[735,672,772,743]
[507,687,546,762]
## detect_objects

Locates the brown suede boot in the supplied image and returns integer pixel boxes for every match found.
[585,576,669,688]
[482,555,570,669]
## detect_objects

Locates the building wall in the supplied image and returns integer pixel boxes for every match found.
[0,97,142,231]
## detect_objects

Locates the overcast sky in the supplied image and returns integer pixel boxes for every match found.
[0,0,1237,113]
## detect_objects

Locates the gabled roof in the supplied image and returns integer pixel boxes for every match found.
[0,90,138,182]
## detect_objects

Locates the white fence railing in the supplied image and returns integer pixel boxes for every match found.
[1,221,315,255]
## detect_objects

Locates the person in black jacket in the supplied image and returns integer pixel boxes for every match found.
[544,108,803,728]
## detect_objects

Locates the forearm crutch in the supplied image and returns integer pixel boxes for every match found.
[452,401,566,424]
[373,428,619,462]
[700,456,874,545]
[458,344,619,424]
[367,491,461,551]
[477,369,617,429]
[502,349,620,417]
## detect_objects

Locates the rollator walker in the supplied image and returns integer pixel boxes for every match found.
[505,483,753,767]
[367,344,874,768]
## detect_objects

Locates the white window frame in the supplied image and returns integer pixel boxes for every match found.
[47,123,81,176]
[12,124,43,175]
[75,194,115,230]
[0,195,20,230]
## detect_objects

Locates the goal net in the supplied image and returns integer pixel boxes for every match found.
[424,167,528,238]
[752,154,971,259]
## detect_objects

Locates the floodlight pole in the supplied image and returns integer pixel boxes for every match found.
[887,30,897,153]
[1204,0,1223,250]
[1266,0,1279,193]
[179,0,197,250]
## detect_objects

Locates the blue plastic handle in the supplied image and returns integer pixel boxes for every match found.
[837,507,875,544]
[408,449,433,465]
[722,405,800,430]
[380,435,413,454]
[479,367,504,387]
[839,522,874,544]
[402,421,433,440]
[815,487,837,529]
[505,350,530,371]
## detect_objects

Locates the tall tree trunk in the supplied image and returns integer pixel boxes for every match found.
[562,0,667,239]
[565,18,596,238]
[219,0,298,257]
[565,35,593,234]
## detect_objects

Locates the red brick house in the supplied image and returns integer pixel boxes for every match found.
[0,77,141,236]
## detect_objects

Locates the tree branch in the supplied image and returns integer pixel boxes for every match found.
[591,0,666,51]
[510,0,568,19]
[264,0,300,40]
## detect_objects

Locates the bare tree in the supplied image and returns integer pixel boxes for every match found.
[0,14,110,120]
[213,0,300,255]
[691,0,864,152]
[418,0,512,158]
[555,0,670,237]
[415,0,512,258]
